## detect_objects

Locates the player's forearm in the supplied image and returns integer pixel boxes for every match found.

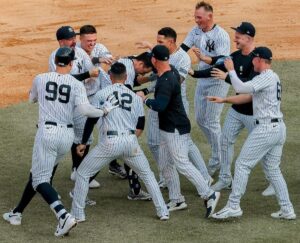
[81,117,99,144]
[144,96,169,112]
[77,104,105,117]
[228,70,254,93]
[224,94,252,104]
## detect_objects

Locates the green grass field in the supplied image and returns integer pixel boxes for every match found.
[0,61,299,243]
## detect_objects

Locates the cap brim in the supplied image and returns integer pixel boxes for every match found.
[231,27,245,35]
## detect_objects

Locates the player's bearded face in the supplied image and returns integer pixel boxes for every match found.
[60,37,76,49]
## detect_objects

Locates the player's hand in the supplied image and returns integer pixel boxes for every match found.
[136,91,146,101]
[99,57,114,65]
[224,58,234,71]
[76,144,87,157]
[89,68,100,78]
[135,41,153,50]
[211,68,227,80]
[102,93,119,115]
[188,69,195,76]
[192,47,205,61]
[206,96,225,103]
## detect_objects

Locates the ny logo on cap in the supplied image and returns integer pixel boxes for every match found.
[68,27,74,33]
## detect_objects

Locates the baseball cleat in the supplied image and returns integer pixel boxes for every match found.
[108,164,127,179]
[159,214,170,221]
[205,191,221,218]
[69,191,96,206]
[262,184,275,197]
[211,180,232,191]
[3,210,22,225]
[89,179,101,189]
[55,213,77,237]
[127,189,152,201]
[271,210,296,220]
[212,206,243,219]
[167,201,188,212]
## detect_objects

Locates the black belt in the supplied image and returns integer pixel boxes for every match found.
[107,130,135,136]
[44,121,73,128]
[255,118,280,125]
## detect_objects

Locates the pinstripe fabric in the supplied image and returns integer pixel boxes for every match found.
[30,72,89,189]
[219,107,255,183]
[159,130,213,201]
[227,70,294,214]
[118,58,136,88]
[71,84,168,220]
[183,25,230,170]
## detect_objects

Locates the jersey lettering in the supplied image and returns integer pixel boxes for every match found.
[205,39,215,52]
[277,82,282,101]
[45,81,71,104]
[113,91,133,111]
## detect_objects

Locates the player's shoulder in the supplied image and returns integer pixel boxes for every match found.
[189,25,202,35]
[213,24,230,38]
[49,48,59,58]
[177,48,191,63]
[74,46,89,58]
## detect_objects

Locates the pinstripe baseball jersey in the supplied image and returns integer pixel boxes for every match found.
[29,72,89,124]
[183,25,230,71]
[49,46,97,97]
[92,83,144,132]
[249,69,283,119]
[169,48,191,106]
[118,58,136,88]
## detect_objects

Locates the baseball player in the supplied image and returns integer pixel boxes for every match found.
[3,47,118,236]
[211,47,296,220]
[49,25,102,189]
[72,24,127,187]
[181,1,230,175]
[71,62,169,222]
[137,45,220,217]
[136,27,211,188]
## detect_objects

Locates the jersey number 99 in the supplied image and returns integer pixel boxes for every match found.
[45,81,71,103]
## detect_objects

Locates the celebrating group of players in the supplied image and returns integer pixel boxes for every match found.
[3,1,296,238]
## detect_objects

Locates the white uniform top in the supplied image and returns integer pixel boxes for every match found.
[249,69,283,120]
[92,83,144,132]
[169,48,191,104]
[30,72,89,125]
[49,46,97,97]
[118,58,136,88]
[183,25,230,77]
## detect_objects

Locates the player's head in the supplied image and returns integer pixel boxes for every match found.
[55,46,76,70]
[151,45,170,68]
[194,1,214,29]
[56,26,77,49]
[132,52,153,75]
[231,22,256,50]
[109,62,127,84]
[79,25,97,54]
[157,27,177,51]
[251,46,272,72]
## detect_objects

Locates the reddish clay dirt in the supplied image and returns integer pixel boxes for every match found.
[0,0,299,107]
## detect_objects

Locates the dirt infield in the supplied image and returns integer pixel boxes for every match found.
[0,0,299,107]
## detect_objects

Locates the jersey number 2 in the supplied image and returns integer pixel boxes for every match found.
[113,91,132,111]
[45,81,71,103]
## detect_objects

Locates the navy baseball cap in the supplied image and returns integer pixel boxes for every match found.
[231,22,256,37]
[151,45,170,61]
[56,26,76,40]
[251,47,273,60]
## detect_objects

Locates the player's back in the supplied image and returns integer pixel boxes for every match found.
[93,83,144,132]
[33,72,88,125]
